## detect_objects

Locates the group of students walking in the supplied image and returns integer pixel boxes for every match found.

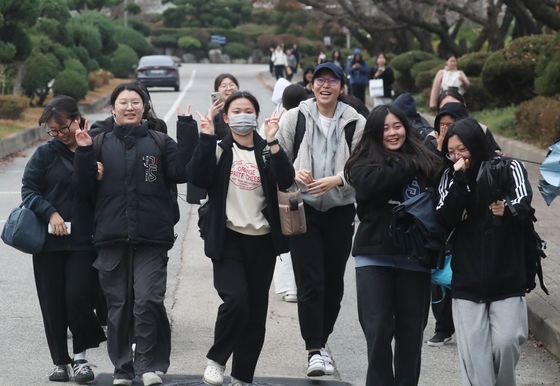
[23,58,532,386]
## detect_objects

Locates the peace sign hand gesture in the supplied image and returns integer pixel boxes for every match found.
[196,108,215,135]
[75,119,92,147]
[264,110,284,142]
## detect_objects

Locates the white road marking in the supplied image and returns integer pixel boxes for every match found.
[163,69,197,126]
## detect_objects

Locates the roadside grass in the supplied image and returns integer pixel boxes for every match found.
[0,125,22,139]
[471,106,518,139]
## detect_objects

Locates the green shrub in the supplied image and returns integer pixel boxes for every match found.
[71,46,90,65]
[111,44,138,78]
[223,42,251,59]
[481,34,557,106]
[22,50,60,106]
[152,34,178,49]
[391,50,436,92]
[0,95,28,119]
[114,26,154,57]
[463,77,497,112]
[129,19,151,36]
[0,41,16,62]
[53,69,89,101]
[64,58,88,77]
[86,59,100,72]
[535,40,560,97]
[178,36,201,51]
[163,6,187,28]
[411,59,443,90]
[457,52,489,77]
[66,21,102,59]
[516,96,560,146]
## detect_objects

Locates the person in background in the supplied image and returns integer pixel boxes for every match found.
[268,47,275,75]
[369,53,394,107]
[436,88,466,112]
[347,48,369,103]
[436,117,531,386]
[277,62,365,377]
[286,49,297,81]
[292,43,301,70]
[429,55,470,110]
[22,95,106,384]
[298,66,315,96]
[392,92,433,141]
[272,83,311,303]
[331,50,344,70]
[271,45,288,80]
[339,93,370,119]
[73,82,192,386]
[212,73,240,139]
[187,91,295,386]
[344,104,441,386]
[318,51,327,64]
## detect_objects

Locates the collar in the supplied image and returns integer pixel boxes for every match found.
[113,121,149,139]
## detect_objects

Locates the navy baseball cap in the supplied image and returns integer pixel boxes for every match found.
[312,62,345,85]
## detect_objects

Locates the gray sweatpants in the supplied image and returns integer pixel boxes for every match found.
[452,297,528,386]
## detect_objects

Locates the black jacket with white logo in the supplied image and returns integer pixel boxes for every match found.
[74,122,190,249]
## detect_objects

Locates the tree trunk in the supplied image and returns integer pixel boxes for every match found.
[520,0,560,30]
[12,61,26,96]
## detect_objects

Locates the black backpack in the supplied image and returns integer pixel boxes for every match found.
[292,111,357,162]
[93,130,180,225]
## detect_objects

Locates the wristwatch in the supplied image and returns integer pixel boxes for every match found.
[267,139,279,146]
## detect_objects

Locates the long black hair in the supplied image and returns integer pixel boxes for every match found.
[442,117,494,179]
[345,104,441,184]
[39,95,80,126]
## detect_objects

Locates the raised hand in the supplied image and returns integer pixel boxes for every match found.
[196,108,215,135]
[177,104,192,117]
[75,119,92,147]
[264,110,284,142]
[210,99,224,118]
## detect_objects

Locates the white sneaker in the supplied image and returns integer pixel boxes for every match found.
[142,372,162,386]
[113,378,133,386]
[320,348,335,375]
[203,360,225,386]
[230,376,250,386]
[306,353,326,377]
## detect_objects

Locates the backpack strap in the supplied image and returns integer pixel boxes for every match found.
[147,129,167,162]
[292,111,356,162]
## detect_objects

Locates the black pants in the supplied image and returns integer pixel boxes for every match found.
[33,250,106,365]
[289,204,355,350]
[274,65,285,80]
[431,285,454,335]
[207,230,276,383]
[351,83,367,103]
[95,244,170,379]
[356,266,431,386]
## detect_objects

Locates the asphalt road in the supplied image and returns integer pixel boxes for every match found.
[0,64,559,386]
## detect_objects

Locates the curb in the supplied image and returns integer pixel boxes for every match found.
[0,97,109,160]
[527,292,560,359]
[0,126,48,159]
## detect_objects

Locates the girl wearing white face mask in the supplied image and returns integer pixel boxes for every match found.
[187,91,295,386]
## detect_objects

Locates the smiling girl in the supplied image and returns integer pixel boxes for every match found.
[344,104,441,386]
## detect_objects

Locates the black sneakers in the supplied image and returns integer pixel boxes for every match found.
[49,365,70,382]
[71,360,95,384]
[427,332,453,347]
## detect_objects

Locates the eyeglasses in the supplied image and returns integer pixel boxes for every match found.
[116,99,143,109]
[445,148,469,161]
[314,77,341,87]
[218,83,238,90]
[46,123,71,137]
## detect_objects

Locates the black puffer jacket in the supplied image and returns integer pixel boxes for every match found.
[22,140,94,252]
[74,121,191,248]
[186,132,295,260]
[348,156,433,257]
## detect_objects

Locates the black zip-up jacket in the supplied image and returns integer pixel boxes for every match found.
[348,156,433,257]
[22,140,94,252]
[74,121,191,249]
[186,132,295,260]
[436,160,532,302]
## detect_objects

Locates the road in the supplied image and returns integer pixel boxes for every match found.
[0,64,559,386]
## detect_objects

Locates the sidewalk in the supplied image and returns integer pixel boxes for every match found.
[259,70,560,360]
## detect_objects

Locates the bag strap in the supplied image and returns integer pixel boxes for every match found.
[292,111,356,162]
[93,131,105,159]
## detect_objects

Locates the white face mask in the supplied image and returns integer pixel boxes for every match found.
[228,113,257,136]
